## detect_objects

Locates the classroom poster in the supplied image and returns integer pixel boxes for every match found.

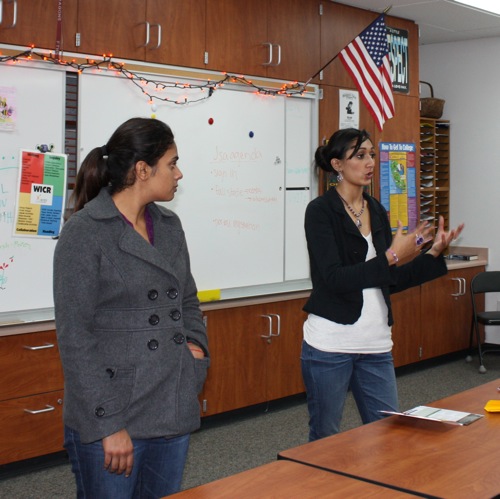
[387,26,409,94]
[0,86,16,131]
[379,142,417,232]
[13,150,67,238]
[339,89,359,129]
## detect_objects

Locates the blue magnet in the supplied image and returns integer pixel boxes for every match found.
[249,131,254,138]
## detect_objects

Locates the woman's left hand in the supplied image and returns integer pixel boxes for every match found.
[426,216,464,257]
[188,343,205,359]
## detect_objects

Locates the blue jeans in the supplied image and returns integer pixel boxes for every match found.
[64,426,190,498]
[301,340,398,441]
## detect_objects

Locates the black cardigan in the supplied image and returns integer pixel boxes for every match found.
[303,188,447,326]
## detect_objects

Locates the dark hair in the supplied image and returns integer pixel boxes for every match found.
[314,128,371,174]
[70,118,175,213]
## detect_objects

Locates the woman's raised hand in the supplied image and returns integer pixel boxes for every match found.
[426,216,464,257]
[386,217,464,265]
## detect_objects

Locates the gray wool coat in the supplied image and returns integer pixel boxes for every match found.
[53,188,209,444]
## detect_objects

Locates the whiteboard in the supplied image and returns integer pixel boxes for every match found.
[0,63,65,316]
[0,61,316,320]
[78,69,317,293]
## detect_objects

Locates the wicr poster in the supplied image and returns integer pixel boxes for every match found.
[13,150,67,237]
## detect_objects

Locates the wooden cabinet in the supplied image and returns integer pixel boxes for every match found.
[419,118,450,230]
[0,0,77,51]
[205,0,320,82]
[74,0,147,60]
[0,330,64,465]
[391,286,421,368]
[144,0,206,68]
[419,266,483,361]
[200,298,307,416]
[74,0,206,68]
[392,265,485,367]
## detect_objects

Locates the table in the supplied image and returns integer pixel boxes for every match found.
[171,460,420,498]
[279,379,500,499]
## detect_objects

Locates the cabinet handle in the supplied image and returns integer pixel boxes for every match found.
[0,0,17,28]
[451,277,462,297]
[138,21,150,48]
[272,44,281,66]
[24,405,55,415]
[260,314,273,339]
[268,313,281,337]
[460,277,467,296]
[262,42,273,65]
[23,342,55,350]
[262,43,282,67]
[150,23,161,50]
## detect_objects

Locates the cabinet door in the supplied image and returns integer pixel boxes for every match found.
[205,0,268,76]
[0,390,64,465]
[200,298,307,416]
[391,286,421,367]
[266,0,320,83]
[76,0,146,59]
[263,299,307,401]
[0,330,64,400]
[201,305,268,416]
[145,0,206,68]
[0,0,77,51]
[420,266,484,360]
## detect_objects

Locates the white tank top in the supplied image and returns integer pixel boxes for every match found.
[303,232,393,353]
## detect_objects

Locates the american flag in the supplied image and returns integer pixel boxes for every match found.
[339,14,395,131]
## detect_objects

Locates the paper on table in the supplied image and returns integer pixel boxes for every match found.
[379,405,484,426]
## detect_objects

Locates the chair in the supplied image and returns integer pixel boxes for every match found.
[468,271,500,373]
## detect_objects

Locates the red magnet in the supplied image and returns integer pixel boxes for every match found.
[208,118,214,125]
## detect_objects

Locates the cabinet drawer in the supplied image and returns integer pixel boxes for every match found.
[0,331,64,400]
[0,390,64,465]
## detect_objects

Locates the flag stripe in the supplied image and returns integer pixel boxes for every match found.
[338,14,394,131]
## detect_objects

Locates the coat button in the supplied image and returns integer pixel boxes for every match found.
[167,288,179,299]
[173,333,185,344]
[169,309,181,321]
[149,314,160,326]
[148,289,159,300]
[148,339,159,350]
[95,407,105,417]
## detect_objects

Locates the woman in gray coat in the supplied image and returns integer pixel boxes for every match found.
[54,118,209,498]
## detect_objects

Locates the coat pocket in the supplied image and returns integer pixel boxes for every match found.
[92,366,136,419]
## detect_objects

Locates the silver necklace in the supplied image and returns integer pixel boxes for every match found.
[337,191,365,228]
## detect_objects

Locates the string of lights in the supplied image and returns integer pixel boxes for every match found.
[0,47,309,105]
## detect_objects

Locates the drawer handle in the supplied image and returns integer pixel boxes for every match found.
[24,405,55,415]
[23,342,55,350]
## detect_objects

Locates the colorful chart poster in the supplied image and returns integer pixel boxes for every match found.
[13,150,67,237]
[379,142,417,232]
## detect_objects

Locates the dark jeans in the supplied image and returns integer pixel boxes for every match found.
[64,426,190,498]
[301,340,398,441]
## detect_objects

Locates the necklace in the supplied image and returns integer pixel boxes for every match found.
[337,191,365,228]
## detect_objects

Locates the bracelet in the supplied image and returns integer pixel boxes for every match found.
[387,249,399,264]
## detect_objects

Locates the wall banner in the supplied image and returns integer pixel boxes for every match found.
[387,26,409,94]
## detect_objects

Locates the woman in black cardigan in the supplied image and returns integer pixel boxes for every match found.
[301,128,463,441]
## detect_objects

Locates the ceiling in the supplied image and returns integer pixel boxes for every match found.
[334,0,500,44]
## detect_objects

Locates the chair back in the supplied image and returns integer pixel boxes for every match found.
[470,271,500,295]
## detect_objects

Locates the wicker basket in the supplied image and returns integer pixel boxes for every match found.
[420,81,445,119]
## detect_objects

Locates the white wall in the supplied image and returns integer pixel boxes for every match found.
[420,38,500,341]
